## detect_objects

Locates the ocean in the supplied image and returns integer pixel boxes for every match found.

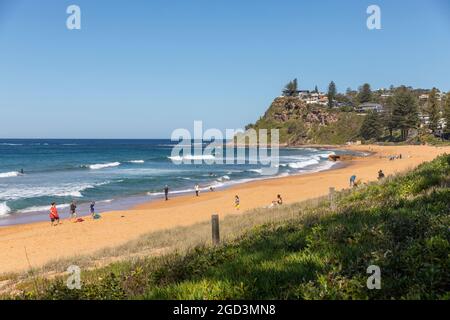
[0,139,354,226]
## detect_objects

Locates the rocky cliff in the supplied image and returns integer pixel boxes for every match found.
[247,97,364,145]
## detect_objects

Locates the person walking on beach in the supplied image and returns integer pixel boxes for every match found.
[69,201,77,219]
[90,201,96,217]
[49,202,60,226]
[195,184,200,197]
[349,175,356,187]
[234,195,240,210]
[164,185,169,201]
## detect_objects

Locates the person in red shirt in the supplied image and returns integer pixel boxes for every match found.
[49,202,60,226]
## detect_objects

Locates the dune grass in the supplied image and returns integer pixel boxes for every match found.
[5,154,450,300]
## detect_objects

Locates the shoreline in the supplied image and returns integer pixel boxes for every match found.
[0,146,350,227]
[0,144,449,274]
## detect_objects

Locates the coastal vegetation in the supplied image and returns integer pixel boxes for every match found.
[247,80,450,145]
[7,154,450,300]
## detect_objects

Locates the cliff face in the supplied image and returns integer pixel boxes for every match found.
[248,97,364,145]
[264,97,338,125]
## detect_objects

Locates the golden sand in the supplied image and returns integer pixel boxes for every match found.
[0,144,448,274]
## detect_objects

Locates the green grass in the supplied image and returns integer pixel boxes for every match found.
[7,154,450,300]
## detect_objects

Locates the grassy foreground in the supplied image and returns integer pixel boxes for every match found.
[9,154,450,300]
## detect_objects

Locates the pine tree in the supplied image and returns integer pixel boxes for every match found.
[426,88,440,134]
[391,86,419,141]
[314,85,319,93]
[444,92,450,137]
[360,111,383,140]
[358,83,372,104]
[327,81,336,108]
[283,78,299,97]
[382,97,396,139]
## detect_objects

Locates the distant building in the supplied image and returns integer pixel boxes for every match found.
[418,113,429,127]
[300,91,328,106]
[355,103,383,113]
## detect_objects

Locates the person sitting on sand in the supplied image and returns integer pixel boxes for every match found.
[378,170,385,180]
[270,194,283,207]
[69,200,77,219]
[195,184,200,197]
[235,195,240,210]
[49,202,60,226]
[276,194,283,205]
[349,175,357,187]
[209,186,214,192]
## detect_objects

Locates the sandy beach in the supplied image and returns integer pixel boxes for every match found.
[0,144,449,275]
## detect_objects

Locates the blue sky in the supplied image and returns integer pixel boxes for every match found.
[0,0,449,138]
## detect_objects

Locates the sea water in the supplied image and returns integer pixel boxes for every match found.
[0,139,355,225]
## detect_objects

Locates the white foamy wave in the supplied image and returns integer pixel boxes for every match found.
[312,160,337,172]
[128,160,145,164]
[288,159,319,169]
[0,181,110,201]
[54,190,83,197]
[0,171,21,178]
[168,155,215,161]
[316,152,334,159]
[88,162,121,170]
[0,143,22,146]
[217,175,230,182]
[0,202,11,216]
[19,203,70,214]
[147,188,195,197]
[99,199,113,203]
[247,169,263,174]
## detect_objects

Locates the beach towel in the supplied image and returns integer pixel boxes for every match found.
[74,218,84,223]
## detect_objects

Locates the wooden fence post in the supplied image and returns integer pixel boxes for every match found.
[329,187,336,210]
[211,214,220,245]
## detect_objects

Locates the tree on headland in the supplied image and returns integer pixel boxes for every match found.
[382,97,396,139]
[358,83,372,104]
[314,85,319,93]
[360,111,383,140]
[391,86,419,141]
[444,92,450,136]
[327,81,337,108]
[426,88,440,134]
[283,79,299,97]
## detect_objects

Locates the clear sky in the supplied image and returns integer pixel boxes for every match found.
[0,0,449,138]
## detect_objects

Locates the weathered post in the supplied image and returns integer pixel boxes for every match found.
[329,187,336,210]
[211,214,220,245]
